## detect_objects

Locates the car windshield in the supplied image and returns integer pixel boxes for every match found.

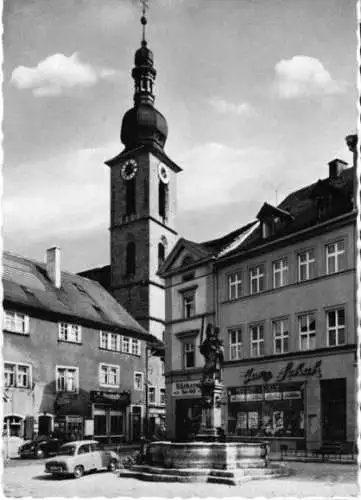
[58,445,76,456]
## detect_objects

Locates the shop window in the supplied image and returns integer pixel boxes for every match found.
[134,372,144,391]
[228,383,304,438]
[228,328,242,360]
[250,324,264,357]
[58,323,81,343]
[326,240,345,274]
[228,272,242,300]
[182,290,196,319]
[148,387,156,404]
[160,388,165,405]
[4,362,31,388]
[273,318,289,354]
[99,363,120,387]
[3,311,29,334]
[126,241,136,276]
[126,178,136,215]
[273,258,288,288]
[299,313,316,350]
[3,415,24,437]
[298,249,315,281]
[249,265,264,294]
[56,366,78,393]
[183,342,195,368]
[327,308,345,346]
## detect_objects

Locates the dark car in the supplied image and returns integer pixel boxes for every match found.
[19,435,66,459]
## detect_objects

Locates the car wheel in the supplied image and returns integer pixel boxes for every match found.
[36,449,45,459]
[73,465,84,479]
[108,459,117,472]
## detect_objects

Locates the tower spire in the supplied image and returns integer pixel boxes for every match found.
[140,0,149,44]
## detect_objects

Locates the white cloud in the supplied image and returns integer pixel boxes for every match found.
[178,142,278,211]
[274,55,343,99]
[3,143,117,241]
[209,98,255,116]
[10,53,120,96]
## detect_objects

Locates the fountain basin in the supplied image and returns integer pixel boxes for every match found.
[119,440,288,484]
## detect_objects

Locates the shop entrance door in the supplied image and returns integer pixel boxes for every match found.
[175,400,202,440]
[321,378,346,443]
[38,416,52,436]
[132,406,142,441]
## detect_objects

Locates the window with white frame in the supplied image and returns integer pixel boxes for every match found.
[148,387,156,404]
[326,240,345,274]
[327,308,345,346]
[273,318,289,354]
[183,342,195,368]
[131,338,141,356]
[99,363,120,387]
[299,313,316,350]
[228,328,242,360]
[134,372,144,391]
[250,324,264,357]
[228,272,242,300]
[99,331,121,352]
[4,362,31,388]
[56,366,79,392]
[160,388,165,405]
[298,250,315,281]
[249,265,265,294]
[56,366,79,393]
[122,336,130,353]
[58,323,81,343]
[273,258,288,288]
[182,290,196,319]
[4,311,29,334]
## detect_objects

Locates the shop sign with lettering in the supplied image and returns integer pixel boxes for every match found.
[264,391,282,401]
[243,360,322,385]
[90,391,130,406]
[172,381,201,397]
[283,390,302,400]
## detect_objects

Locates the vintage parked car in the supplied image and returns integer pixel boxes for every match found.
[19,435,66,459]
[44,440,120,478]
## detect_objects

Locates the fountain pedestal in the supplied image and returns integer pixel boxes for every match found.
[195,381,223,442]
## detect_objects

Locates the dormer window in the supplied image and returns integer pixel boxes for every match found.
[257,203,293,239]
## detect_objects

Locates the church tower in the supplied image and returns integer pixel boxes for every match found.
[105,8,181,346]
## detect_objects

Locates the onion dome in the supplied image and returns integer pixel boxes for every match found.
[121,104,168,149]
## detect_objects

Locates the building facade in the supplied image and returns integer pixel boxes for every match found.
[2,248,159,456]
[160,136,357,452]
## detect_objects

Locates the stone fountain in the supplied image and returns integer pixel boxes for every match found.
[119,324,287,484]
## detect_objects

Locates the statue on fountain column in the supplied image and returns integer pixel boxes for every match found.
[199,324,224,385]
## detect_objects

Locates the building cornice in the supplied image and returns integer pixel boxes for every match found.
[110,215,178,236]
[111,279,165,291]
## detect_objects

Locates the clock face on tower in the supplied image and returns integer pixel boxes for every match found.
[121,159,138,181]
[158,163,169,184]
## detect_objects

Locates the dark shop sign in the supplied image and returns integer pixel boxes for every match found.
[244,360,322,385]
[90,390,131,407]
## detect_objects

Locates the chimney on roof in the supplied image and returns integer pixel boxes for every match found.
[328,158,347,179]
[46,246,61,288]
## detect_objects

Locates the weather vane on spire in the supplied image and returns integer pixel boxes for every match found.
[140,0,149,43]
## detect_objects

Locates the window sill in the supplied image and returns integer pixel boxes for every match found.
[58,339,82,345]
[99,347,141,357]
[99,383,120,389]
[3,329,29,336]
[56,390,79,395]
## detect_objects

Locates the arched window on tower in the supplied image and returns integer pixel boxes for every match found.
[158,242,165,269]
[158,181,168,220]
[126,241,136,276]
[126,178,136,216]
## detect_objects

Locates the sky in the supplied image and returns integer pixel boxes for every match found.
[3,0,357,273]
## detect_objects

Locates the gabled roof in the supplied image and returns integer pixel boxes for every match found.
[221,166,355,260]
[257,202,294,222]
[3,251,154,341]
